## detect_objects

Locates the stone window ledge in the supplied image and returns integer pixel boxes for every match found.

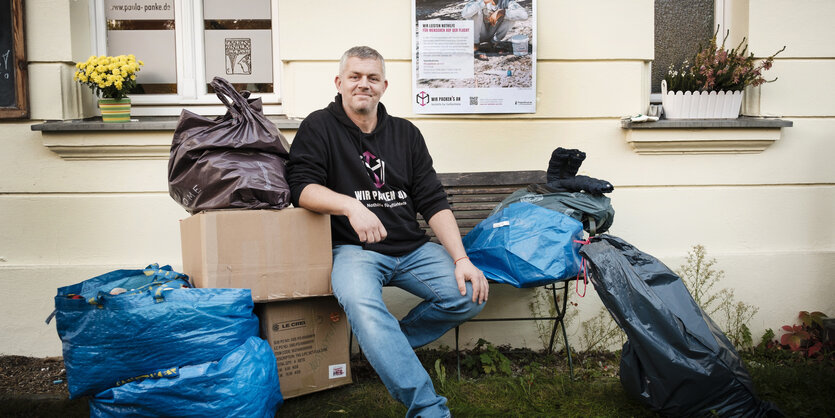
[30,116,302,160]
[621,116,793,154]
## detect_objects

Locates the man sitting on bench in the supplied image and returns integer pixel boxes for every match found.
[287,46,489,418]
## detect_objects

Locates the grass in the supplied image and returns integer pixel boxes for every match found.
[278,347,835,417]
[2,346,832,417]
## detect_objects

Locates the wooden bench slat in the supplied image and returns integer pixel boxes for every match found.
[449,203,501,211]
[450,210,494,219]
[446,186,523,195]
[448,194,510,203]
[437,170,545,187]
[418,218,487,229]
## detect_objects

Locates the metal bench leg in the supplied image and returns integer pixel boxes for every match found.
[558,283,575,380]
[547,284,560,353]
[455,325,461,381]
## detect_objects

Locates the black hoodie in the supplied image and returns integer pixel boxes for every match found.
[287,94,450,256]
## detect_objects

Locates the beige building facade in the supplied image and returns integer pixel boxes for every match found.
[1,0,833,357]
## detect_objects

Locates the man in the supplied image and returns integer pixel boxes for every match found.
[287,46,488,418]
[462,0,529,60]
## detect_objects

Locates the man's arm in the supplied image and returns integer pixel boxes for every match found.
[298,184,387,244]
[505,1,528,20]
[428,209,489,304]
[461,0,488,19]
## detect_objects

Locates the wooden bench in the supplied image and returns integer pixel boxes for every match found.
[421,170,578,379]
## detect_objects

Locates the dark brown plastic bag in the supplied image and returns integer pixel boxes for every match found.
[168,77,291,214]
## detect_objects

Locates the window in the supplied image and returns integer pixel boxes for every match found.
[91,0,281,116]
[651,0,729,102]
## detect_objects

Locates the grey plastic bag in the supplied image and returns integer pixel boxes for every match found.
[491,186,614,234]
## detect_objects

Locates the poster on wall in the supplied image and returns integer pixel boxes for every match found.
[412,0,536,114]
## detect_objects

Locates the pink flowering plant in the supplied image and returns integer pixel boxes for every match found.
[664,29,785,92]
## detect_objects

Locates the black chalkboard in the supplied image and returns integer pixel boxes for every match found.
[0,0,16,107]
[0,0,26,119]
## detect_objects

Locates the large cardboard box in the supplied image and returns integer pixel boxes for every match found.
[258,297,352,398]
[180,208,333,302]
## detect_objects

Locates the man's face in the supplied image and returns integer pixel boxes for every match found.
[335,57,388,116]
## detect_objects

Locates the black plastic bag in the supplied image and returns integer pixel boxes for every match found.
[579,235,780,417]
[168,77,291,214]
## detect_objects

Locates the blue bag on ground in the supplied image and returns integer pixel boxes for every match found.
[463,202,584,288]
[90,336,283,417]
[52,264,260,398]
[579,235,781,417]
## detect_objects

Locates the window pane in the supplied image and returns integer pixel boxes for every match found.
[203,0,270,20]
[203,0,273,93]
[105,0,177,94]
[653,0,714,93]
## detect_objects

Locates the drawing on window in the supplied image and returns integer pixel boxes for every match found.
[225,38,252,75]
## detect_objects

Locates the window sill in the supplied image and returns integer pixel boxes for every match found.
[621,116,793,154]
[30,116,302,160]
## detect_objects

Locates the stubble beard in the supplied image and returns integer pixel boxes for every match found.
[351,95,375,115]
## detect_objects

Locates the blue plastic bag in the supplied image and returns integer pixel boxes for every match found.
[52,264,260,398]
[463,202,584,288]
[90,336,283,417]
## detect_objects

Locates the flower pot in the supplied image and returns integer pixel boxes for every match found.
[98,98,131,123]
[661,80,743,119]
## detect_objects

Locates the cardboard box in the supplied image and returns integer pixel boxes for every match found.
[180,208,333,302]
[258,297,352,398]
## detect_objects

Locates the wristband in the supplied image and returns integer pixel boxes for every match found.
[454,256,469,265]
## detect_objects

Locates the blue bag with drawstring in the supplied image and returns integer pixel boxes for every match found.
[90,336,283,417]
[51,264,260,398]
[463,202,584,288]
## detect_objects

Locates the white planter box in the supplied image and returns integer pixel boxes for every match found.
[661,80,743,119]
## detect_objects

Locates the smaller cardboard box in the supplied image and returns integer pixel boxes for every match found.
[258,297,352,398]
[180,208,333,302]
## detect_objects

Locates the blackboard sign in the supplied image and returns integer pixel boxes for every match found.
[0,0,27,119]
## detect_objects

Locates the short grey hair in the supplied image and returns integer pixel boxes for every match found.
[339,46,386,77]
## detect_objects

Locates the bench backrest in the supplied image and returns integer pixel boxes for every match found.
[419,170,546,241]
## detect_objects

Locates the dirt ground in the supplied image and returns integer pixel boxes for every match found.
[415,0,535,89]
[0,356,69,397]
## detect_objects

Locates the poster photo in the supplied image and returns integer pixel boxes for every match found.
[412,0,536,114]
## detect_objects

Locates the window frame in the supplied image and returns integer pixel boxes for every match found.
[89,0,283,116]
[650,0,729,103]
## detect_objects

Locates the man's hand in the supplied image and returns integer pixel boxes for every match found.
[346,200,387,243]
[488,8,505,25]
[298,184,387,244]
[455,258,489,304]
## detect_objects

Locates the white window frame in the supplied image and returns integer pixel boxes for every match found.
[90,0,283,116]
[650,0,729,103]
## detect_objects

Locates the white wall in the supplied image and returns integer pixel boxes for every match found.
[1,0,833,356]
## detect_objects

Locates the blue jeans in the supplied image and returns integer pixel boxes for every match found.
[332,242,485,418]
